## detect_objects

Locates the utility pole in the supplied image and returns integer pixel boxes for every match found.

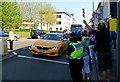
[92,0,94,28]
[93,0,94,12]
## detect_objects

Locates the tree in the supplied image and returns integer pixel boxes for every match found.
[35,2,57,30]
[44,3,57,30]
[34,2,45,30]
[1,2,22,31]
[18,2,38,30]
[18,2,57,30]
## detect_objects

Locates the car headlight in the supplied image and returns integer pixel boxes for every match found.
[31,44,36,48]
[51,47,59,50]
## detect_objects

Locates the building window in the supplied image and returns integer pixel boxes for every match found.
[49,28,52,31]
[56,28,58,31]
[58,21,61,25]
[57,15,61,18]
[60,28,62,31]
[57,21,61,25]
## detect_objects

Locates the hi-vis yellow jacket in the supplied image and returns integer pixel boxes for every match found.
[69,41,84,59]
[8,31,14,40]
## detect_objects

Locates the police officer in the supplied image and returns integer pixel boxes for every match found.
[8,28,14,50]
[66,33,84,82]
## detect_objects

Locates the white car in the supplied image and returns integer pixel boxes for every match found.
[14,33,21,41]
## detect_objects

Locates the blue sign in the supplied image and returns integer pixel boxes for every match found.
[100,6,104,19]
[74,31,82,34]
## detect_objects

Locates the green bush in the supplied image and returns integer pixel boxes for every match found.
[14,30,50,38]
[43,30,50,33]
[5,29,50,38]
[14,29,30,32]
[14,31,30,38]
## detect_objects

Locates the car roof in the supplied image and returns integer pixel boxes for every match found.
[46,33,64,35]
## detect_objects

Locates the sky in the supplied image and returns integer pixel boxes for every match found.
[15,0,101,25]
[48,1,101,25]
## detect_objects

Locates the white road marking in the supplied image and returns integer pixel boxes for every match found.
[12,52,18,56]
[17,55,69,65]
[28,47,31,50]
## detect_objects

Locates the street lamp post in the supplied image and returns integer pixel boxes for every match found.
[93,0,94,12]
[92,0,94,28]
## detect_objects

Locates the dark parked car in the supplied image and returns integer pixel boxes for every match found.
[50,31,63,33]
[30,30,46,39]
[0,31,21,41]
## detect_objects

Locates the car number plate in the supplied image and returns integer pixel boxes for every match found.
[38,50,46,53]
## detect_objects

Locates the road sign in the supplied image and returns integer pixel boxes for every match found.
[110,18,117,31]
[100,6,104,19]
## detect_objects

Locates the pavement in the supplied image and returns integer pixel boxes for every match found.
[111,48,118,80]
[2,38,38,61]
[90,47,118,81]
[7,38,38,51]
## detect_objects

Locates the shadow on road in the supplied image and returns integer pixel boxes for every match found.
[27,37,33,39]
[27,37,39,39]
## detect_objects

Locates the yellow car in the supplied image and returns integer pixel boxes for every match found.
[31,33,69,56]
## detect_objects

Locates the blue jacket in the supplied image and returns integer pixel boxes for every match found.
[110,31,117,40]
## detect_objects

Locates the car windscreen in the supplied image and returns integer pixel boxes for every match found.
[42,34,63,40]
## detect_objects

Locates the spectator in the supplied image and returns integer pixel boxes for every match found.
[82,32,92,81]
[104,18,117,49]
[83,20,113,82]
[82,51,91,80]
[82,31,90,47]
[88,30,97,63]
[110,31,117,49]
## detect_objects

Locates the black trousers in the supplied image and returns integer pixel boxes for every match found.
[9,40,13,50]
[112,39,116,48]
[69,58,83,82]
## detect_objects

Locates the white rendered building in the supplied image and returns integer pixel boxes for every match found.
[36,12,75,31]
